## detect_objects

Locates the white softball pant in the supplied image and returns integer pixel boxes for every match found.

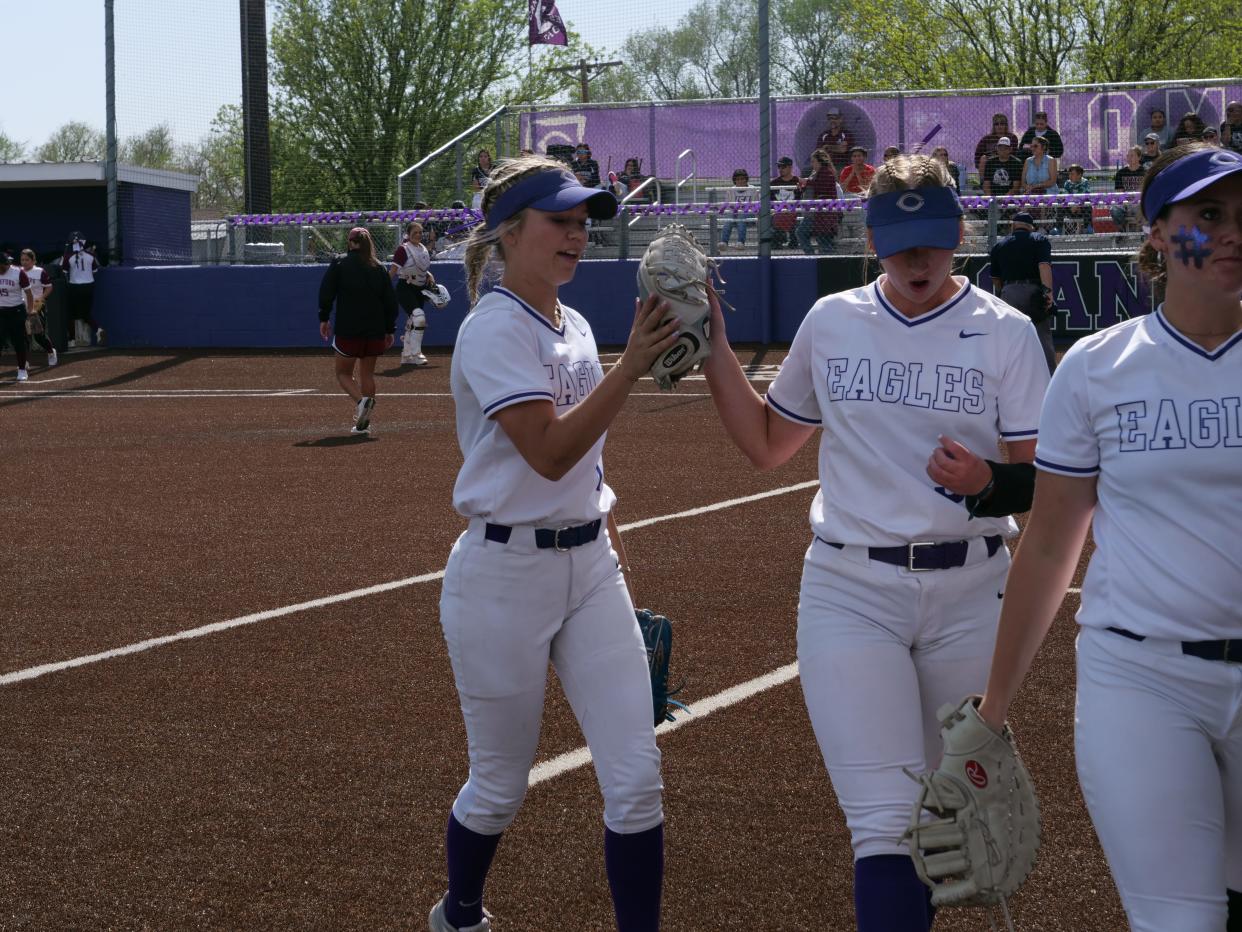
[1075,625,1242,932]
[439,519,664,836]
[797,537,1010,860]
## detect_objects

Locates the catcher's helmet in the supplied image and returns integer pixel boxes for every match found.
[421,284,451,308]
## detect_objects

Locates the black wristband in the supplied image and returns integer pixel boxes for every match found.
[966,460,1036,518]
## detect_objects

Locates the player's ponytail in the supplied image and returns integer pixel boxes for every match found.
[463,155,577,304]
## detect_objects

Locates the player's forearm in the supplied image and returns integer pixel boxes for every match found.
[981,479,1094,728]
[534,366,637,480]
[703,345,777,469]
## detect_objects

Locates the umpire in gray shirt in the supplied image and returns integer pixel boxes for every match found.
[989,211,1056,373]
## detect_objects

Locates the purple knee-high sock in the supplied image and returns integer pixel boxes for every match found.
[604,823,664,932]
[854,854,935,932]
[444,813,502,928]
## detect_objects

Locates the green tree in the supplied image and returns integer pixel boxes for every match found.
[772,0,853,96]
[1078,0,1242,83]
[0,129,24,162]
[181,105,245,215]
[36,121,104,161]
[269,0,593,209]
[121,124,179,170]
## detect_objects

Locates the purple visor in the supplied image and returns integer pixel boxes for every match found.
[485,171,618,229]
[1142,148,1242,223]
[865,186,964,258]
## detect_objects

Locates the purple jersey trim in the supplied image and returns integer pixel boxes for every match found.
[494,286,566,336]
[1154,307,1242,361]
[765,393,822,425]
[482,389,555,416]
[1034,456,1099,475]
[874,279,973,328]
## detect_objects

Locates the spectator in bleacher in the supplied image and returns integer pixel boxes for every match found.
[796,148,840,254]
[1059,164,1093,234]
[319,227,398,434]
[1177,112,1207,141]
[975,112,1012,177]
[471,150,493,211]
[720,169,756,248]
[815,107,853,173]
[839,146,875,196]
[1140,133,1162,169]
[931,146,961,190]
[1222,100,1242,154]
[616,157,648,201]
[982,137,1023,197]
[1137,107,1174,149]
[882,145,900,162]
[1201,126,1221,147]
[1020,136,1059,195]
[1017,110,1065,161]
[770,156,801,249]
[571,142,601,188]
[1110,145,1148,232]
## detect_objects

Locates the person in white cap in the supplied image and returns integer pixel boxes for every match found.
[980,142,1242,932]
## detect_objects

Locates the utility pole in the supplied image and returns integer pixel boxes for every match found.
[550,59,623,103]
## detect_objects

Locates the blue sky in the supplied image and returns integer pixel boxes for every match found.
[8,0,690,154]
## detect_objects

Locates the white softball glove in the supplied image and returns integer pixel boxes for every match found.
[904,696,1041,915]
[636,223,715,391]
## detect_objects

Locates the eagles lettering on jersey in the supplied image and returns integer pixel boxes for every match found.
[549,360,602,407]
[1116,397,1242,451]
[825,358,986,413]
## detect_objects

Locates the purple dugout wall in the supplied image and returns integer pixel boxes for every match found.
[92,253,1152,349]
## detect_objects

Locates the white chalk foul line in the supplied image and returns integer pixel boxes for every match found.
[1,481,818,687]
[528,662,800,787]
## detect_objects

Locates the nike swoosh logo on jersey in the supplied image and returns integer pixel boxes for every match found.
[959,330,987,338]
[997,591,1005,599]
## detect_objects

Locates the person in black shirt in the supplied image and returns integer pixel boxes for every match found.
[989,211,1056,373]
[982,137,1024,196]
[318,227,399,434]
[1111,145,1148,232]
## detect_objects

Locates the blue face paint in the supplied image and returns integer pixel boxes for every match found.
[1171,224,1213,269]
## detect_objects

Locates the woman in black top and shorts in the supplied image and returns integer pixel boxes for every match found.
[318,227,398,434]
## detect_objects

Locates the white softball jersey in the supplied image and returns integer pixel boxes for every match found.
[1036,308,1242,640]
[25,266,51,300]
[766,276,1050,545]
[450,286,615,526]
[0,266,31,306]
[64,250,98,284]
[391,241,430,284]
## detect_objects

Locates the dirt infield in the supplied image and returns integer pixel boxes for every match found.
[2,349,1120,931]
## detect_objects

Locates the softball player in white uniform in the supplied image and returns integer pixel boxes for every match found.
[980,145,1242,932]
[703,155,1050,932]
[390,222,434,366]
[430,156,679,932]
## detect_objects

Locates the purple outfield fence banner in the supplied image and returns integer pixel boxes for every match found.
[528,0,567,46]
[520,83,1242,182]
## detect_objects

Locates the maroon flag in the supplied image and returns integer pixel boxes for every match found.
[528,0,567,46]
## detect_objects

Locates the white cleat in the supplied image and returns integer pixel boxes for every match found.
[428,894,492,932]
[96,327,107,346]
[16,367,29,382]
[409,353,429,367]
[47,348,58,367]
[353,396,375,432]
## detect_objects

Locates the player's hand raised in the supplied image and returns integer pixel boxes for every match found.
[616,295,680,383]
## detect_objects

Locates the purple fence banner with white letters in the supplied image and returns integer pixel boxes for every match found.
[520,83,1242,181]
[528,0,567,46]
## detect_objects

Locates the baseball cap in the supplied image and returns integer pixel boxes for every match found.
[1145,132,1160,142]
[1142,147,1242,223]
[485,169,617,229]
[1202,126,1219,137]
[1011,211,1036,227]
[997,136,1012,146]
[777,156,794,167]
[866,186,964,258]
